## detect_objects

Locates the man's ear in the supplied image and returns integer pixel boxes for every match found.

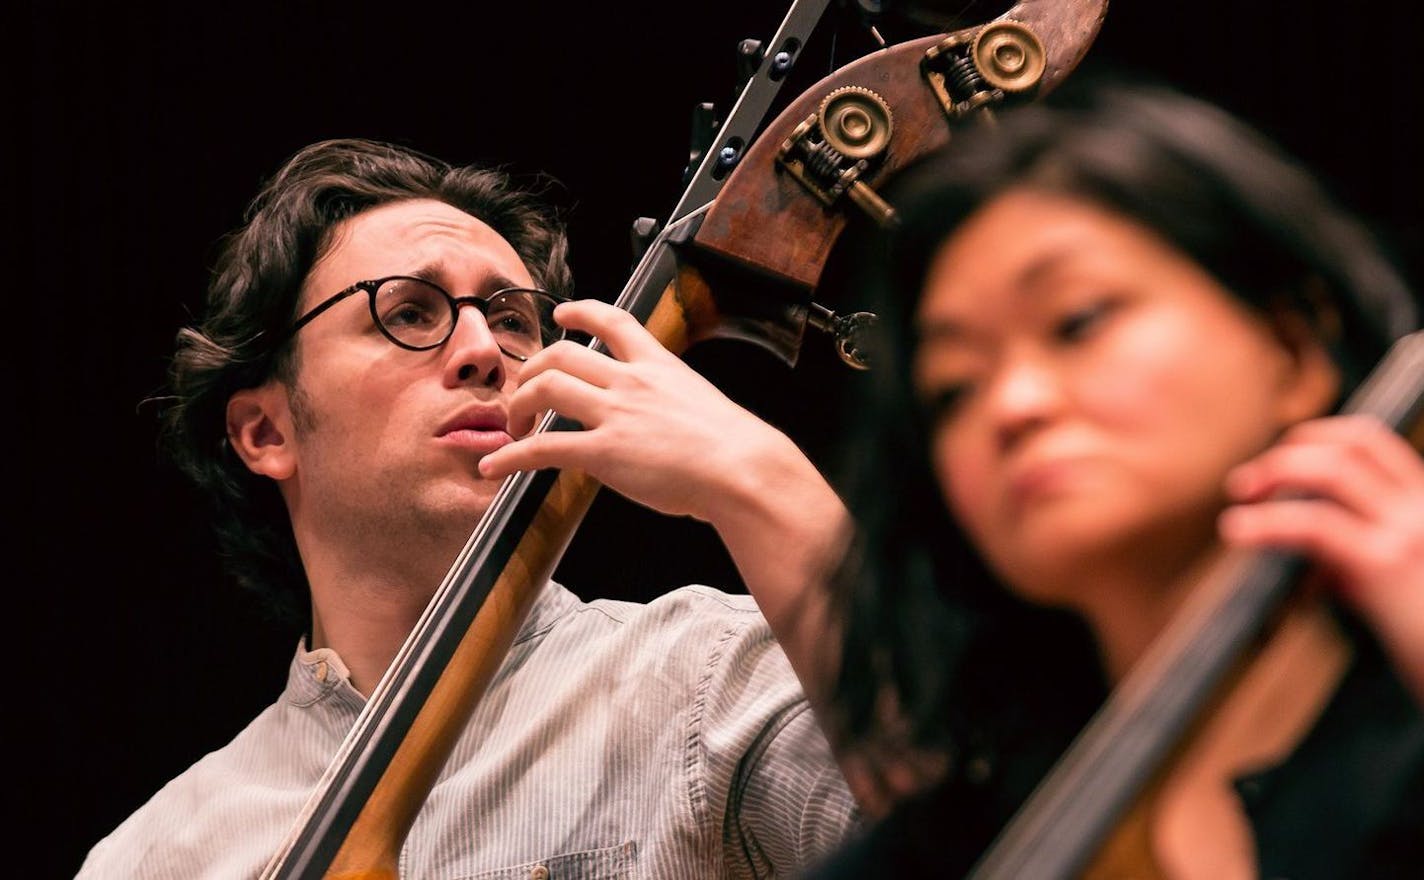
[226,381,298,480]
[1269,306,1341,426]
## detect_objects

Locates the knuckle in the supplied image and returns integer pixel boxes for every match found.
[522,370,556,396]
[515,370,567,407]
[1349,524,1411,571]
[1340,415,1392,454]
[545,339,584,362]
[542,370,577,397]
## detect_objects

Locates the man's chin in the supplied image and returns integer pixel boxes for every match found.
[427,477,502,523]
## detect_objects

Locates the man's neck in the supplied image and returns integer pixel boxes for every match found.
[308,585,431,697]
[303,541,456,696]
[290,497,479,695]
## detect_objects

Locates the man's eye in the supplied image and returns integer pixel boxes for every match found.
[490,310,536,337]
[384,301,439,327]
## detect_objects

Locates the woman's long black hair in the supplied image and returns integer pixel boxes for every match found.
[825,76,1419,808]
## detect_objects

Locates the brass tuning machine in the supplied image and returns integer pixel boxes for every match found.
[807,301,877,370]
[923,19,1047,122]
[777,85,899,227]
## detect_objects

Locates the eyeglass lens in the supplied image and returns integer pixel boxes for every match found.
[373,278,559,356]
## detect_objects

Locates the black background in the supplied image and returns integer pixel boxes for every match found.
[21,1,1422,876]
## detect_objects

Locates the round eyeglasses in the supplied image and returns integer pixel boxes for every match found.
[283,275,568,361]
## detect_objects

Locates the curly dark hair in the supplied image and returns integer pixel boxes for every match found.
[825,77,1419,824]
[159,138,573,631]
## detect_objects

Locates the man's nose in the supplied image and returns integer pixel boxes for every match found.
[443,303,504,388]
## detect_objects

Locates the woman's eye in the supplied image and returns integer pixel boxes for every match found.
[924,383,972,421]
[1054,299,1117,342]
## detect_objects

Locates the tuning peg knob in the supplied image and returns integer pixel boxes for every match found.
[683,102,720,184]
[736,38,764,93]
[630,217,661,269]
[817,86,894,160]
[972,20,1046,93]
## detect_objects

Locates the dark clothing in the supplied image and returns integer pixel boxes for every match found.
[807,635,1424,879]
[1239,637,1424,879]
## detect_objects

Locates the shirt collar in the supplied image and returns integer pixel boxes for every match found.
[283,579,580,706]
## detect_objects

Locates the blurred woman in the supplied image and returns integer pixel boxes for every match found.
[813,80,1424,879]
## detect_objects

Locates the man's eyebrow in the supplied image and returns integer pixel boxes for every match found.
[405,263,445,285]
[405,263,524,295]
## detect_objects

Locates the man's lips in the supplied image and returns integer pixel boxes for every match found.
[437,426,514,455]
[436,408,513,455]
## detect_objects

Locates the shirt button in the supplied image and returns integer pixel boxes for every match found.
[315,661,329,683]
[528,865,550,880]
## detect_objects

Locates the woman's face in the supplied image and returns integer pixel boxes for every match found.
[914,188,1336,606]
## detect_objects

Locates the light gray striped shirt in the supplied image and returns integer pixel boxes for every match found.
[78,582,860,878]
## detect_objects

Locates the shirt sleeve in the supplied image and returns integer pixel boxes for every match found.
[690,599,861,877]
[732,702,863,874]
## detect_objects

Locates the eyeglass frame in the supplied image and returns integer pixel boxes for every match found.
[279,274,570,361]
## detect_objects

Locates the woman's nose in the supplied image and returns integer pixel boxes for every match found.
[984,353,1064,449]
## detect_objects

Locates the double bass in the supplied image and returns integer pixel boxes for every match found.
[257,1,1110,876]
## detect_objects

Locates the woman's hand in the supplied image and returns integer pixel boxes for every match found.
[1220,414,1424,702]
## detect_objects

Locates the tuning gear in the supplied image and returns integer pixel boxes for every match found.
[777,85,899,227]
[807,302,877,370]
[923,18,1045,119]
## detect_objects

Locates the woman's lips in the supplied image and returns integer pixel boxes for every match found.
[1006,457,1087,507]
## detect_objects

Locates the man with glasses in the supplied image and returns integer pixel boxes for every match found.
[283,275,566,362]
[77,138,859,877]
